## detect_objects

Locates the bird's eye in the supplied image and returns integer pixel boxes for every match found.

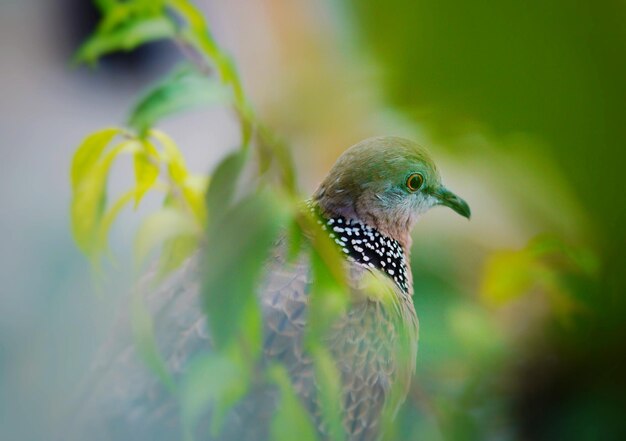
[406,173,424,192]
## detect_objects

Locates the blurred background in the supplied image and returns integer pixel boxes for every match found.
[1,0,625,440]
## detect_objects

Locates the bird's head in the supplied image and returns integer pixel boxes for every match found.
[314,136,470,248]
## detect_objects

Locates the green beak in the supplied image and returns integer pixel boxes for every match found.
[432,186,471,219]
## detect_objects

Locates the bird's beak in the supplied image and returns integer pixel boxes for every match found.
[432,186,471,219]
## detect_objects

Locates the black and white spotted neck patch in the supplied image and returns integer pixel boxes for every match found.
[309,205,410,294]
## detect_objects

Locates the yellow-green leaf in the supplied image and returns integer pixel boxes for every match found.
[150,129,189,184]
[134,207,199,266]
[97,188,135,254]
[70,127,122,189]
[310,345,346,441]
[481,249,539,306]
[180,353,249,441]
[71,140,134,256]
[182,179,208,226]
[269,365,318,441]
[133,141,160,206]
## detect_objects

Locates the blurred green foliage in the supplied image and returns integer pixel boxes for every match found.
[70,1,349,440]
[68,0,626,440]
[70,127,206,270]
[344,0,626,439]
[346,0,625,275]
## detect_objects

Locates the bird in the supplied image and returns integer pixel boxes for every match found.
[66,136,470,441]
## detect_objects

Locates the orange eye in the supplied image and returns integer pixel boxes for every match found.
[406,173,424,192]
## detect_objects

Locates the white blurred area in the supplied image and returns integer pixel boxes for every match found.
[0,1,575,440]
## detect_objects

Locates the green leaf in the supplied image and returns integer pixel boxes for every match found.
[205,150,247,223]
[285,217,304,263]
[71,139,136,256]
[269,365,319,441]
[133,140,160,206]
[134,207,199,266]
[257,125,298,194]
[75,15,175,64]
[93,0,116,13]
[304,210,350,341]
[201,190,290,350]
[180,353,249,441]
[131,289,175,392]
[310,345,346,441]
[129,64,231,135]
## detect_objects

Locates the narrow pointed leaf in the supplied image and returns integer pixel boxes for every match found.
[201,191,290,350]
[71,140,135,255]
[129,65,231,135]
[269,365,318,441]
[75,16,175,64]
[97,188,135,253]
[150,129,189,183]
[133,141,160,206]
[70,128,122,189]
[311,345,346,441]
[180,353,249,441]
[205,150,247,223]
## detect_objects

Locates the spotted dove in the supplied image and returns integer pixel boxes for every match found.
[67,136,470,441]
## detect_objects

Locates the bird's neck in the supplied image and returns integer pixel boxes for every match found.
[313,187,415,250]
[310,203,411,294]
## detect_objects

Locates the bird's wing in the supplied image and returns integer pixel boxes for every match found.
[64,243,316,441]
[327,267,417,441]
[65,242,414,441]
[64,255,208,441]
